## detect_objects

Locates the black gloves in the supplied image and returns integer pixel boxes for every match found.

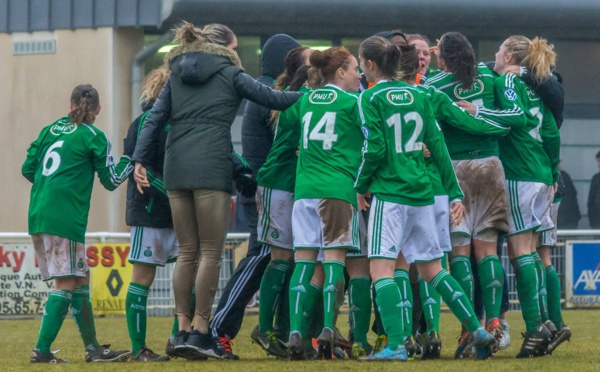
[235,170,257,198]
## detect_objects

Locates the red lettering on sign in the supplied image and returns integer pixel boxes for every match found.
[86,246,99,267]
[101,246,114,267]
[116,246,130,267]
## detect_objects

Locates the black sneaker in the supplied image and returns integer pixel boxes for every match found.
[515,325,552,359]
[30,349,69,363]
[288,331,305,360]
[422,331,442,360]
[547,324,572,354]
[404,336,421,359]
[217,336,240,360]
[85,344,130,362]
[131,347,170,362]
[250,325,288,358]
[185,330,226,359]
[317,327,334,360]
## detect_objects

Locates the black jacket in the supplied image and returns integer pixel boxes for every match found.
[587,172,600,228]
[132,42,302,193]
[125,101,173,228]
[558,170,581,229]
[239,34,300,203]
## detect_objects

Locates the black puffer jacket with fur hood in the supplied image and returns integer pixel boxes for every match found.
[132,42,302,193]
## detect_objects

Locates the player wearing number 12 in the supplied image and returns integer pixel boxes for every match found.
[287,47,363,360]
[22,85,130,363]
[355,36,496,362]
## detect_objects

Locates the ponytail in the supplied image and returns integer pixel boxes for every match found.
[69,84,100,125]
[438,32,478,90]
[523,37,556,83]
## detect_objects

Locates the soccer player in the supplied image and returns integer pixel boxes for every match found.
[250,47,312,358]
[492,35,560,358]
[355,35,496,362]
[286,46,363,360]
[426,32,511,353]
[23,85,131,363]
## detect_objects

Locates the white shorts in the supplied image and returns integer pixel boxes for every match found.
[539,201,560,247]
[451,157,509,241]
[292,198,360,252]
[368,196,442,264]
[32,234,88,281]
[347,209,369,258]
[256,186,294,250]
[434,195,452,252]
[505,180,554,236]
[129,226,178,266]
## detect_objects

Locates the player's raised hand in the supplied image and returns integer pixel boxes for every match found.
[134,162,149,194]
[450,200,464,226]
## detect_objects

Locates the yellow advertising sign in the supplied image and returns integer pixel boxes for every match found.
[89,243,132,315]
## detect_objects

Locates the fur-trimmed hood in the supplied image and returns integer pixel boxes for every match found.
[168,41,243,85]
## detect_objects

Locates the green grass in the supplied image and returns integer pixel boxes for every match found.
[2,310,599,371]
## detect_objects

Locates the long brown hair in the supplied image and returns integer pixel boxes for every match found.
[69,84,100,125]
[437,32,478,90]
[359,36,418,82]
[308,47,352,86]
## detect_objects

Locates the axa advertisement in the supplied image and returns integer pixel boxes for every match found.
[566,241,600,308]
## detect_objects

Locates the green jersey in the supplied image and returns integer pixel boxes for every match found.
[257,86,311,192]
[495,74,560,185]
[416,85,513,196]
[355,81,463,206]
[294,85,363,207]
[22,117,130,243]
[426,62,502,159]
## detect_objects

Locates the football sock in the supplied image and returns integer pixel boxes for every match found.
[258,259,290,333]
[419,277,441,333]
[71,285,101,349]
[512,254,542,333]
[348,276,372,345]
[546,265,564,329]
[531,252,549,322]
[450,255,474,304]
[126,282,149,354]
[430,270,480,334]
[274,263,293,337]
[304,283,322,338]
[323,261,345,330]
[35,290,72,354]
[394,269,413,339]
[477,255,504,322]
[289,260,316,335]
[373,278,404,350]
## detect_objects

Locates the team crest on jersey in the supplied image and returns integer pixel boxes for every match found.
[309,89,337,104]
[504,89,518,101]
[526,87,540,101]
[50,123,77,136]
[454,79,484,100]
[386,90,414,106]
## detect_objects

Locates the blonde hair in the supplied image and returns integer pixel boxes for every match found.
[140,68,170,105]
[504,35,556,83]
[170,21,234,50]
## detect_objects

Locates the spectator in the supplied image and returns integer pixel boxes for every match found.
[557,166,581,229]
[587,151,600,228]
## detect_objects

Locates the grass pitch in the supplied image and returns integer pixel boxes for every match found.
[2,310,598,371]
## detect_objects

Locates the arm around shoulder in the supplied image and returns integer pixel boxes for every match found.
[233,71,302,111]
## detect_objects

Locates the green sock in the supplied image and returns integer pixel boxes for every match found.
[171,286,196,336]
[304,283,322,338]
[393,269,413,338]
[349,276,372,345]
[512,254,541,333]
[126,282,149,354]
[546,265,563,329]
[289,260,316,335]
[477,255,504,322]
[372,285,385,336]
[71,285,100,349]
[419,277,440,333]
[274,262,293,337]
[323,261,345,330]
[450,255,474,304]
[35,290,72,354]
[531,252,549,322]
[430,270,480,334]
[374,278,404,350]
[259,259,290,333]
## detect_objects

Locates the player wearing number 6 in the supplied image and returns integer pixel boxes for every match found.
[22,85,131,363]
[355,36,497,362]
[492,36,561,358]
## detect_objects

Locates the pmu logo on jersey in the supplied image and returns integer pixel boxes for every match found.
[453,79,484,100]
[50,123,77,136]
[309,89,337,104]
[526,87,540,102]
[386,90,414,106]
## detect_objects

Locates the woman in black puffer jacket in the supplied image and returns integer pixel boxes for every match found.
[131,22,302,360]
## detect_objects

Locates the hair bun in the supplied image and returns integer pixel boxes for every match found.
[309,50,331,69]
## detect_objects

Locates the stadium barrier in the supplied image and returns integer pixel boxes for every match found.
[1,230,599,317]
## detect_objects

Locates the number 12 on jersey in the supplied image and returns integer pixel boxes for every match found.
[302,111,338,150]
[386,111,423,153]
